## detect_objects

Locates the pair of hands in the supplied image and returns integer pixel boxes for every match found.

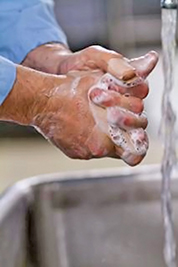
[0,44,158,165]
[23,44,158,165]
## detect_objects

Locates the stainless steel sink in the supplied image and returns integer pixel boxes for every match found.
[1,165,178,267]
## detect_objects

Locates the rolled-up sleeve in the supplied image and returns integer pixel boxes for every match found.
[0,0,67,64]
[0,56,16,105]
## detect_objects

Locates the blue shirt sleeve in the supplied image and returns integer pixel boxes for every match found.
[0,56,16,105]
[0,0,68,64]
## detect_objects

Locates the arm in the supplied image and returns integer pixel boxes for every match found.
[0,57,59,124]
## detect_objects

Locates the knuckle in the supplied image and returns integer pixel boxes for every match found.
[88,45,102,51]
[85,45,109,55]
[85,45,100,54]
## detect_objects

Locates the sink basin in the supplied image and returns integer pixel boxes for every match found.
[1,165,178,267]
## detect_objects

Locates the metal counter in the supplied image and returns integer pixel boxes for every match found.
[1,165,178,267]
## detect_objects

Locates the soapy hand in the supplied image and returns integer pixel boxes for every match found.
[22,43,157,82]
[0,65,151,165]
[31,69,149,164]
[87,51,158,165]
[55,47,158,165]
[19,44,159,165]
[22,44,157,117]
[21,45,158,165]
[88,73,148,165]
[22,43,157,107]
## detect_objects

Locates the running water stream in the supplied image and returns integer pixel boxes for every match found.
[160,6,177,267]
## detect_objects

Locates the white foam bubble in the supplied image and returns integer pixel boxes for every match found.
[71,77,81,95]
[109,126,148,156]
[89,73,148,158]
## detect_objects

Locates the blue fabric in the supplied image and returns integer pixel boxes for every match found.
[0,0,67,105]
[0,56,16,105]
[0,0,67,64]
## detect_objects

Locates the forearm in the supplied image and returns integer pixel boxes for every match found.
[0,66,41,124]
[0,65,65,125]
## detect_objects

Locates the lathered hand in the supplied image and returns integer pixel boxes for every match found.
[88,51,159,165]
[89,73,148,165]
[0,51,158,165]
[0,65,147,165]
[22,44,157,84]
[31,69,148,162]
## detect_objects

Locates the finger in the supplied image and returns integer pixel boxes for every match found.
[126,81,149,99]
[114,144,145,166]
[111,128,148,166]
[108,80,149,99]
[85,125,115,158]
[116,149,145,166]
[89,88,143,114]
[83,45,138,81]
[92,73,149,99]
[107,107,148,130]
[129,50,158,79]
[68,69,103,80]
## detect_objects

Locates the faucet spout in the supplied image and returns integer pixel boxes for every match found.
[161,0,178,9]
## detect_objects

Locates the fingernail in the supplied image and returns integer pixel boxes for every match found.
[89,88,109,105]
[122,69,137,81]
[108,58,136,81]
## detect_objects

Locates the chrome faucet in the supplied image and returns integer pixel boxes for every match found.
[161,0,178,9]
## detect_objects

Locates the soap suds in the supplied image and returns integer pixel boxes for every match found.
[89,73,148,160]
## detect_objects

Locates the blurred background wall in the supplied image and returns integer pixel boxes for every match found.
[1,0,177,192]
[55,0,161,51]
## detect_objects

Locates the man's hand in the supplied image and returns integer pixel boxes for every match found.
[0,65,148,165]
[22,43,158,82]
[20,44,158,165]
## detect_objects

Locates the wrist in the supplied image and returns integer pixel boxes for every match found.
[0,65,42,124]
[0,65,67,125]
[22,43,72,74]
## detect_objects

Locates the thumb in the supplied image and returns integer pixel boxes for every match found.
[83,45,137,81]
[129,51,159,79]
